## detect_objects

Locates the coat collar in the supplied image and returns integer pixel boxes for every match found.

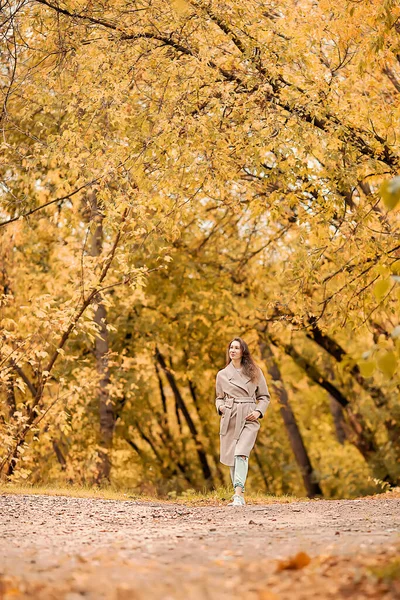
[226,361,252,389]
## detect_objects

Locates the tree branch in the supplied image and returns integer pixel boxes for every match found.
[34,0,399,169]
[9,359,37,397]
[0,177,102,228]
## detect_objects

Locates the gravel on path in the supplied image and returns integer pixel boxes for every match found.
[1,494,399,599]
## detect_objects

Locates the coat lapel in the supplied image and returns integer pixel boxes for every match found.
[226,361,251,394]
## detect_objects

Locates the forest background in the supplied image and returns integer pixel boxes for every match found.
[1,0,400,500]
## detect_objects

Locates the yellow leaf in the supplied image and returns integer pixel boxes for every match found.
[380,176,400,210]
[359,360,375,378]
[391,260,400,275]
[377,351,397,378]
[171,0,191,14]
[374,279,391,300]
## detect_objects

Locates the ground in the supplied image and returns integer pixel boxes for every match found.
[1,492,400,599]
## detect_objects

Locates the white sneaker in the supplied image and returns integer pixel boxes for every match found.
[228,494,246,506]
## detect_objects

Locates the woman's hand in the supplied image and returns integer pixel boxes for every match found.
[246,410,261,422]
[219,406,226,415]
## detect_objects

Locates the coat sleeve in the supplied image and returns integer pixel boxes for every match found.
[215,372,225,415]
[255,368,271,418]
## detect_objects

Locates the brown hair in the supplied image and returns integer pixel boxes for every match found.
[226,337,260,383]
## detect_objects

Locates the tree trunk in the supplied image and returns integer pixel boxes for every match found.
[259,341,323,498]
[94,301,114,482]
[0,206,128,479]
[306,317,394,410]
[143,378,195,484]
[89,192,115,483]
[188,379,225,486]
[155,348,214,487]
[132,421,194,484]
[274,312,398,427]
[5,374,16,419]
[52,439,67,471]
[155,363,168,421]
[268,334,398,486]
[253,446,270,493]
[329,397,347,445]
[4,367,38,478]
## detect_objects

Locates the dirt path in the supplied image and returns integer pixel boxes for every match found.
[1,494,400,599]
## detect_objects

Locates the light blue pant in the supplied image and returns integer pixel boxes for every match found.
[229,455,249,492]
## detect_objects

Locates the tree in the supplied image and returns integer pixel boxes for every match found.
[1,0,399,495]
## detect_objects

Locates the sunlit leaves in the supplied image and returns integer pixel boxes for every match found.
[380,177,400,211]
[377,351,397,379]
[0,0,399,492]
[374,279,392,301]
[359,360,376,379]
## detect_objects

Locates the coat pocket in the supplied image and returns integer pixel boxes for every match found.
[244,402,258,420]
[219,399,233,435]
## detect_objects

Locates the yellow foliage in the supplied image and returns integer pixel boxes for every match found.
[0,0,399,495]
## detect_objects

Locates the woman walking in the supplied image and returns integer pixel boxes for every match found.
[216,337,271,506]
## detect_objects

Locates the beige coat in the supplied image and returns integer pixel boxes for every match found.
[215,361,271,466]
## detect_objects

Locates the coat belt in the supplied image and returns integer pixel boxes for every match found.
[220,396,256,438]
[233,397,255,403]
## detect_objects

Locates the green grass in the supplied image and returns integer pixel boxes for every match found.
[0,482,303,505]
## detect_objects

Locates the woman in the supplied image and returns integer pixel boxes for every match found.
[215,337,271,506]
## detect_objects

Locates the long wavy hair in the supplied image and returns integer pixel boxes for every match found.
[226,337,260,383]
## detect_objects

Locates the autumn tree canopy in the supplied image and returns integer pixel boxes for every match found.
[1,0,399,497]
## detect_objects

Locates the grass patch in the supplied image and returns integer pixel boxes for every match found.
[0,482,302,505]
[0,482,135,502]
[165,486,302,505]
[368,558,400,583]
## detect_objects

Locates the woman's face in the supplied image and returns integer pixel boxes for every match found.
[229,340,243,361]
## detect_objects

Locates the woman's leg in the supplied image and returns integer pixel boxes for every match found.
[233,455,248,496]
[230,466,235,486]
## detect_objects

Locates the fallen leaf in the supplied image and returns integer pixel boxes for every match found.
[258,591,279,600]
[276,551,311,571]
